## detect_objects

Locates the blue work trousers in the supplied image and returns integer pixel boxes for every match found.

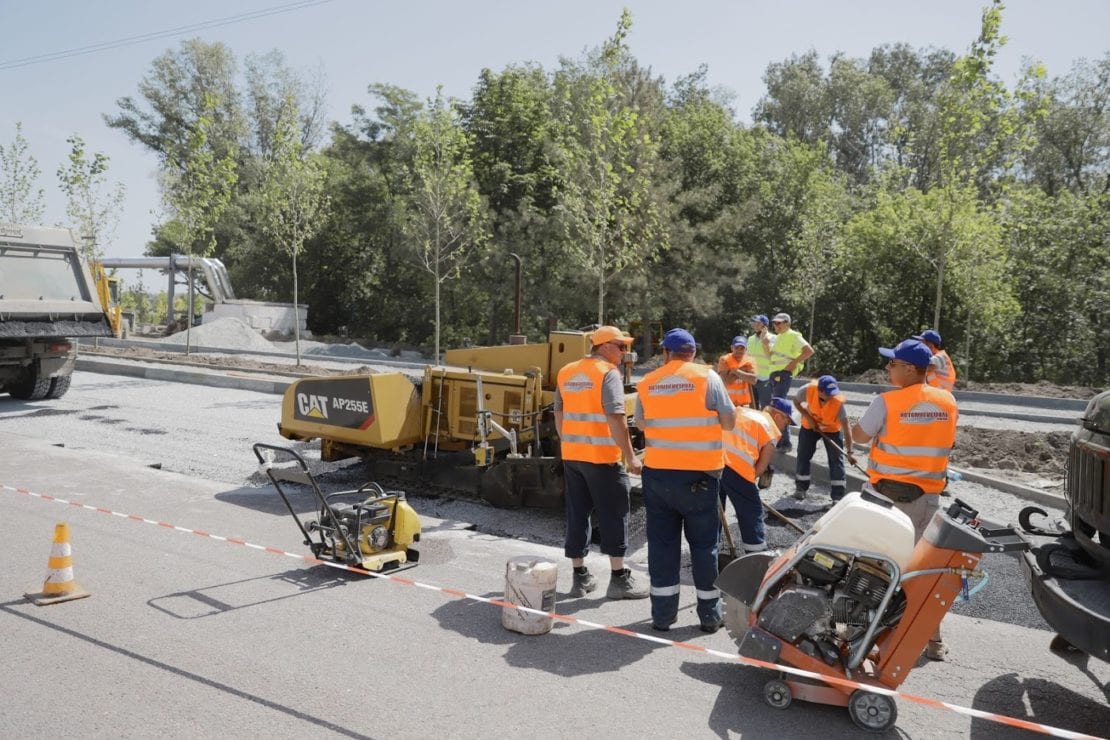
[753,379,772,410]
[642,468,722,627]
[795,427,847,500]
[770,370,794,447]
[720,467,765,549]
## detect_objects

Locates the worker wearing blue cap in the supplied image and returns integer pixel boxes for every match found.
[792,374,855,502]
[851,337,958,661]
[635,327,736,633]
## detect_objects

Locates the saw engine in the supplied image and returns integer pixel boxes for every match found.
[750,550,906,667]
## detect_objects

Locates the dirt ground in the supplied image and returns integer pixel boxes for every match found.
[850,368,1100,400]
[85,345,1074,483]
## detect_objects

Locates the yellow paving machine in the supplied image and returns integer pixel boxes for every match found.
[278,331,638,508]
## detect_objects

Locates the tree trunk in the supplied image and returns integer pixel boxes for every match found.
[597,272,605,327]
[933,250,945,329]
[292,248,301,367]
[434,277,441,363]
[185,253,194,356]
[962,306,973,382]
[808,293,818,347]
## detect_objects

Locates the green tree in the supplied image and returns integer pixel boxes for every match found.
[551,9,665,325]
[56,135,126,262]
[0,122,46,224]
[254,94,331,364]
[161,92,239,352]
[405,88,490,360]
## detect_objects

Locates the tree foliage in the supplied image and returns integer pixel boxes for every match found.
[56,135,126,262]
[0,122,45,224]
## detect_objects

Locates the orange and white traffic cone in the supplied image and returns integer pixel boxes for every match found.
[24,522,91,606]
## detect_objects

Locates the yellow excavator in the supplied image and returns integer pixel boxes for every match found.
[278,330,639,508]
[90,261,132,339]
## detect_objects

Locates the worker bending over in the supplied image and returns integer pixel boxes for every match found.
[720,398,792,553]
[851,337,958,661]
[636,328,736,633]
[792,374,855,502]
[555,326,648,600]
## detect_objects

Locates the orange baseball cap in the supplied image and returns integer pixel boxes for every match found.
[590,326,634,346]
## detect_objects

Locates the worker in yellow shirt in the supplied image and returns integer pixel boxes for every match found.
[768,313,813,451]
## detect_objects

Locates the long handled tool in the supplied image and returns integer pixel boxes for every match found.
[764,500,806,534]
[718,500,738,568]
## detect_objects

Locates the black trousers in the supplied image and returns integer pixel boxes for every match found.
[563,460,631,558]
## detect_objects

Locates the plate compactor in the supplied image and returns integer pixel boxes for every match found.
[253,443,420,572]
[717,490,1027,732]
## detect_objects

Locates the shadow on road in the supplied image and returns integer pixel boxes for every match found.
[430,591,667,677]
[679,661,906,739]
[970,670,1110,738]
[0,599,371,739]
[146,567,360,619]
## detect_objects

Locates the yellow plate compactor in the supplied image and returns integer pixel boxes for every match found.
[253,443,420,571]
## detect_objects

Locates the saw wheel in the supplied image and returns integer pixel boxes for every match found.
[722,592,752,648]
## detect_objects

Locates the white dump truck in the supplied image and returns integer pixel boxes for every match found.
[0,224,111,400]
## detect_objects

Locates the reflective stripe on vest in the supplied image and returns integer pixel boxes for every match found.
[867,384,958,494]
[801,381,843,433]
[768,329,805,373]
[720,353,753,406]
[637,361,723,471]
[723,408,778,483]
[747,333,774,378]
[926,350,957,391]
[557,357,622,464]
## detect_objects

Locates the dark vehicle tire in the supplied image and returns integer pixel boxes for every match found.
[46,374,72,399]
[8,368,51,400]
[848,689,898,733]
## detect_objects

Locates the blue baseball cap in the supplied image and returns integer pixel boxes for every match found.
[751,314,769,327]
[817,375,840,396]
[915,329,943,347]
[767,396,798,426]
[879,339,934,368]
[731,335,747,348]
[660,328,697,353]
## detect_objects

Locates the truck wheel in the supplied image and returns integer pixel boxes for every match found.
[46,375,72,399]
[8,368,51,400]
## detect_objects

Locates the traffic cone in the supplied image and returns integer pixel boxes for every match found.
[24,523,91,606]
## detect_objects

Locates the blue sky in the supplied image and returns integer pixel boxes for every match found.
[1,0,1107,259]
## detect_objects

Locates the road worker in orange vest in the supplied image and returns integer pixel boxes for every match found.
[555,325,648,600]
[720,398,791,553]
[717,335,758,409]
[635,328,736,633]
[915,329,957,392]
[792,374,855,502]
[851,337,958,661]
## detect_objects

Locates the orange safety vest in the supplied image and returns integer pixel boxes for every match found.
[719,352,754,407]
[637,361,723,471]
[557,357,622,464]
[926,349,957,392]
[867,384,958,495]
[724,408,781,483]
[800,381,843,433]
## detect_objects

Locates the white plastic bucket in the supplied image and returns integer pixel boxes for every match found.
[501,556,558,635]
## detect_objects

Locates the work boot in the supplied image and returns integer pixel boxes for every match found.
[793,487,807,501]
[925,638,949,661]
[606,569,649,600]
[569,569,598,598]
[700,618,724,634]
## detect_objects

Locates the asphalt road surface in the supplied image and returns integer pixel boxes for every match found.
[1,372,1107,738]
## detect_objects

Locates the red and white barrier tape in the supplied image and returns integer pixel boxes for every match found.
[2,482,1101,740]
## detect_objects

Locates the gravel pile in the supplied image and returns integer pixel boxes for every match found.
[160,317,277,352]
